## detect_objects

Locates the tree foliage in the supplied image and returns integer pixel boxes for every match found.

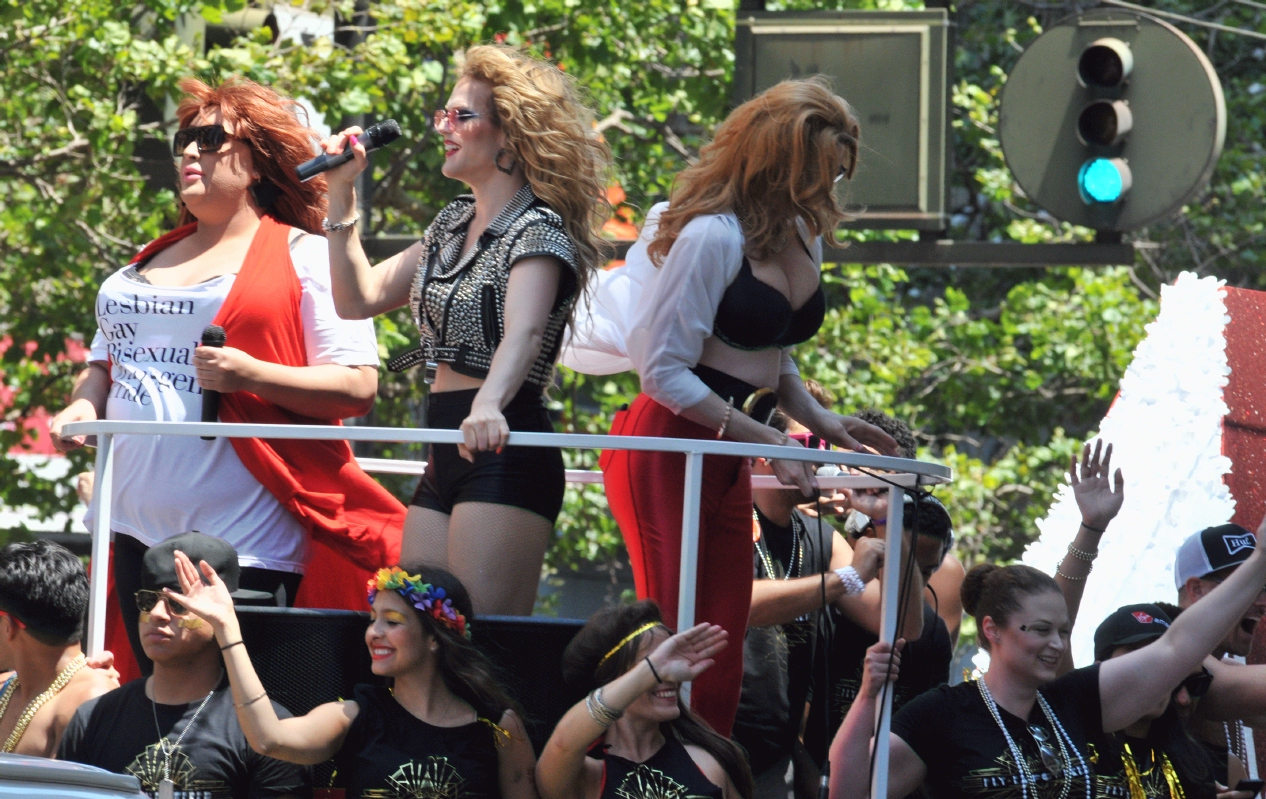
[6,0,1259,581]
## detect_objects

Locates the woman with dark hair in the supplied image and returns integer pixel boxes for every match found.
[48,77,402,678]
[565,76,900,735]
[537,601,753,799]
[165,552,538,799]
[318,44,611,616]
[829,522,1266,799]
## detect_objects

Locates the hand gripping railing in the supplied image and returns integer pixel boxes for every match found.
[62,419,951,799]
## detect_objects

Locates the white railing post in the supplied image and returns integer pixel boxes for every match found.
[871,484,907,799]
[676,450,705,703]
[86,434,115,656]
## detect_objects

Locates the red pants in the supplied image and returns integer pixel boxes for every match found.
[600,393,753,736]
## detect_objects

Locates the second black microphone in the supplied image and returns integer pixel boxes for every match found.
[296,119,402,183]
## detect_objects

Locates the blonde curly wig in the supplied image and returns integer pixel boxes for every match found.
[459,45,612,287]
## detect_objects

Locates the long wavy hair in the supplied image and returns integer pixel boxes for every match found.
[647,76,859,265]
[174,77,328,234]
[458,45,611,284]
[394,564,522,721]
[562,601,754,799]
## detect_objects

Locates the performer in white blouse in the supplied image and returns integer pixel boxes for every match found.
[568,78,900,736]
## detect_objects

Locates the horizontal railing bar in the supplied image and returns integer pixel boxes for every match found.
[354,457,931,489]
[60,420,952,482]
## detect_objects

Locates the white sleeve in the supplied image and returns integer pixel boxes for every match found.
[88,327,108,363]
[291,235,380,367]
[626,214,745,414]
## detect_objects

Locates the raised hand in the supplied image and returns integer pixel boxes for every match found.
[842,488,889,521]
[1071,440,1125,531]
[645,623,728,684]
[164,550,238,634]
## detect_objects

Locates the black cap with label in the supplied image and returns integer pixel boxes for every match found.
[1094,602,1173,662]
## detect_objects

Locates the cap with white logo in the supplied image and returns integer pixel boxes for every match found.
[1174,523,1257,590]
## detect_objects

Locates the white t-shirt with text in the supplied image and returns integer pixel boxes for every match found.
[83,233,379,573]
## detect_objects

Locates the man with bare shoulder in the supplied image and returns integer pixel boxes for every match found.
[0,540,116,756]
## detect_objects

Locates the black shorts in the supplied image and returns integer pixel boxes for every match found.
[410,386,565,523]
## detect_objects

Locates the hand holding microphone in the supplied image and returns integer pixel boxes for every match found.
[300,119,402,184]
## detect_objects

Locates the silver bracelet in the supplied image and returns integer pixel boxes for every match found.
[1066,543,1098,562]
[585,688,622,727]
[321,214,360,233]
[835,566,867,596]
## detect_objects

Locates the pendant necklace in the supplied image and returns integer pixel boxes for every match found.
[151,670,222,799]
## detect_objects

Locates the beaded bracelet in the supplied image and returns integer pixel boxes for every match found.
[716,399,734,440]
[1066,543,1098,562]
[1055,566,1089,581]
[835,566,867,596]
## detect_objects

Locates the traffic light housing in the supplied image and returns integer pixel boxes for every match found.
[998,8,1224,231]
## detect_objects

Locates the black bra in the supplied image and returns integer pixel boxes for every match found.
[712,241,825,351]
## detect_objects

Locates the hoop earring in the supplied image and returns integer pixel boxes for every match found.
[494,149,517,175]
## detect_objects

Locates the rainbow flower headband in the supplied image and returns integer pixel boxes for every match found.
[367,568,471,639]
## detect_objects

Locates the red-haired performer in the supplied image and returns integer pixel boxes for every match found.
[49,77,404,677]
[596,78,899,735]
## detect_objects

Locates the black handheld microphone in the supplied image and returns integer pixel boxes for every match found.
[200,325,226,440]
[295,119,402,182]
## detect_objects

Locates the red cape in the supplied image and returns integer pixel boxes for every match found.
[103,217,404,682]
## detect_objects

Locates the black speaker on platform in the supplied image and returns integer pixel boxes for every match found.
[236,608,587,756]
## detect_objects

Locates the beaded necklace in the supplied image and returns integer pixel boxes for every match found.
[0,653,87,753]
[977,677,1091,799]
[753,509,802,580]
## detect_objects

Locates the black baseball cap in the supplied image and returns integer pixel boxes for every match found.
[1174,524,1257,589]
[141,532,273,603]
[1094,603,1173,662]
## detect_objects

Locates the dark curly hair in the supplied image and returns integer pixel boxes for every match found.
[563,601,754,799]
[0,540,89,645]
[852,408,918,459]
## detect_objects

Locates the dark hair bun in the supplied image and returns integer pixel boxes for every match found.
[960,563,998,617]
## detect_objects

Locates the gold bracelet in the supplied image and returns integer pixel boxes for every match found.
[716,399,734,440]
[235,691,268,709]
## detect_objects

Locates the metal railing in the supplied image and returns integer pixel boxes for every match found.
[62,419,952,799]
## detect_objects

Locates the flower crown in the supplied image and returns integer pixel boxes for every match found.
[367,567,471,639]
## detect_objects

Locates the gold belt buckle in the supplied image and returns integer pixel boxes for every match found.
[742,387,779,426]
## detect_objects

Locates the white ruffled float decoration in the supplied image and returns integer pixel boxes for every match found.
[1020,272,1235,668]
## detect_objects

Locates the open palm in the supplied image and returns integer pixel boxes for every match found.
[646,624,728,684]
[165,550,237,631]
[1071,440,1125,531]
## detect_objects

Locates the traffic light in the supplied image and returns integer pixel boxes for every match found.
[998,8,1224,231]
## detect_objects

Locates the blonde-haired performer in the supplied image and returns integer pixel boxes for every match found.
[322,44,611,616]
[596,77,900,736]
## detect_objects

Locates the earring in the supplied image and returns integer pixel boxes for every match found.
[494,148,517,175]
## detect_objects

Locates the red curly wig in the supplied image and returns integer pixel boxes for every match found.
[175,77,328,234]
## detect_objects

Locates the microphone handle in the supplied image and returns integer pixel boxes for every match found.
[296,148,355,183]
[200,389,220,440]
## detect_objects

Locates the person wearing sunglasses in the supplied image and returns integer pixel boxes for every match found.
[561,77,899,737]
[1090,604,1226,799]
[48,76,401,679]
[59,533,310,799]
[830,513,1266,799]
[317,45,611,617]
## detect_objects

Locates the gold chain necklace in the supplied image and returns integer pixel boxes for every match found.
[0,654,87,752]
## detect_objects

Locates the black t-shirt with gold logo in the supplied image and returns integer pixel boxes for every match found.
[58,676,310,799]
[333,684,503,799]
[890,666,1102,799]
[599,735,724,799]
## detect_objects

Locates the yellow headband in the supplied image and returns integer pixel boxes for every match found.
[597,622,663,672]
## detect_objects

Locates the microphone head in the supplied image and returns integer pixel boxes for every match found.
[364,119,402,150]
[201,324,226,347]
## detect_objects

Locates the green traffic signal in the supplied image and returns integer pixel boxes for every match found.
[1078,158,1132,204]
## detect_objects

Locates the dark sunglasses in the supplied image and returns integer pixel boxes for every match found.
[135,589,188,616]
[1028,725,1064,777]
[1175,667,1213,699]
[172,125,236,157]
[433,108,483,129]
